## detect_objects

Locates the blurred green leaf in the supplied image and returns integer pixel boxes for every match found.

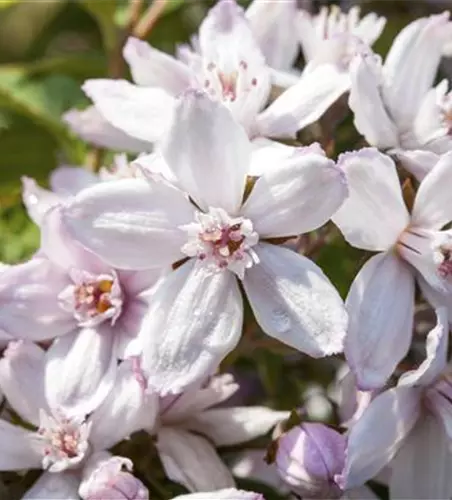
[80,0,119,52]
[0,0,18,9]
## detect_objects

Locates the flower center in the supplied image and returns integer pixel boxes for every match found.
[433,236,452,279]
[59,270,123,327]
[37,410,90,472]
[180,207,259,278]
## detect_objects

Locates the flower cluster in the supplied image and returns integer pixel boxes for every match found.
[3,0,452,498]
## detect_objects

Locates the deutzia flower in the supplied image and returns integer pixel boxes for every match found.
[348,12,452,153]
[81,0,352,145]
[339,309,452,499]
[0,206,159,415]
[61,90,348,395]
[0,342,155,499]
[172,489,263,500]
[332,148,452,390]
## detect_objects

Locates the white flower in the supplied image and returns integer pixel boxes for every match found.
[61,90,348,395]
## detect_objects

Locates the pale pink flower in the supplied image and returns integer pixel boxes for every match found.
[339,308,452,499]
[61,90,348,395]
[172,489,264,500]
[332,148,452,389]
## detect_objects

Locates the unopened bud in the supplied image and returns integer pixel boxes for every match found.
[274,422,345,499]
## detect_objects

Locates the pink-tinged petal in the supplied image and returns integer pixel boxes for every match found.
[348,54,398,149]
[256,64,350,138]
[345,252,415,390]
[0,341,48,426]
[243,243,347,357]
[50,166,98,197]
[82,79,175,144]
[0,420,41,470]
[123,37,191,94]
[185,406,289,446]
[63,106,152,153]
[411,151,452,230]
[162,90,251,215]
[332,148,408,251]
[173,489,263,500]
[245,0,298,70]
[141,260,243,395]
[23,471,80,500]
[353,11,387,47]
[89,358,158,451]
[0,258,74,341]
[383,13,452,127]
[156,427,235,492]
[45,326,116,417]
[395,149,440,182]
[21,176,62,226]
[62,178,196,270]
[390,415,452,500]
[241,148,347,237]
[398,308,448,388]
[339,386,421,490]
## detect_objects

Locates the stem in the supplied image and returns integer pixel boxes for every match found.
[133,0,168,40]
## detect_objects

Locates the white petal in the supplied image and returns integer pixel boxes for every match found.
[332,148,408,251]
[63,106,152,153]
[353,11,387,47]
[348,54,398,149]
[383,13,452,126]
[339,386,421,489]
[256,64,350,138]
[0,341,48,426]
[395,149,440,182]
[21,177,62,226]
[398,308,448,388]
[245,0,298,70]
[23,471,80,500]
[390,414,452,500]
[243,243,347,357]
[50,166,98,197]
[156,427,235,492]
[82,79,175,143]
[89,359,158,451]
[0,420,41,470]
[62,178,195,270]
[411,150,452,230]
[345,252,415,390]
[45,326,116,417]
[296,10,320,62]
[241,148,347,237]
[185,406,288,446]
[124,37,191,93]
[162,90,251,214]
[141,260,243,395]
[173,490,262,500]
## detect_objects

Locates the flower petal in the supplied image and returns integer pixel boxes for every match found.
[243,243,347,357]
[241,147,347,237]
[395,149,440,182]
[185,406,288,446]
[345,252,415,390]
[23,471,80,500]
[45,326,116,417]
[89,358,158,450]
[50,166,98,196]
[141,260,243,395]
[156,427,235,492]
[338,386,420,490]
[63,106,152,153]
[173,489,263,500]
[348,54,398,150]
[256,64,350,138]
[411,151,452,230]
[21,177,62,226]
[0,341,48,426]
[62,178,195,270]
[162,90,251,214]
[82,79,175,143]
[0,257,74,341]
[124,37,191,93]
[332,148,409,251]
[245,0,298,70]
[0,420,41,470]
[390,415,452,500]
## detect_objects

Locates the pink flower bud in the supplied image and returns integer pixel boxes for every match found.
[275,423,345,499]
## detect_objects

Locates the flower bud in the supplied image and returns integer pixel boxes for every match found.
[274,422,345,499]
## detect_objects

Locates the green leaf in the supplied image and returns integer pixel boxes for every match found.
[80,0,119,52]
